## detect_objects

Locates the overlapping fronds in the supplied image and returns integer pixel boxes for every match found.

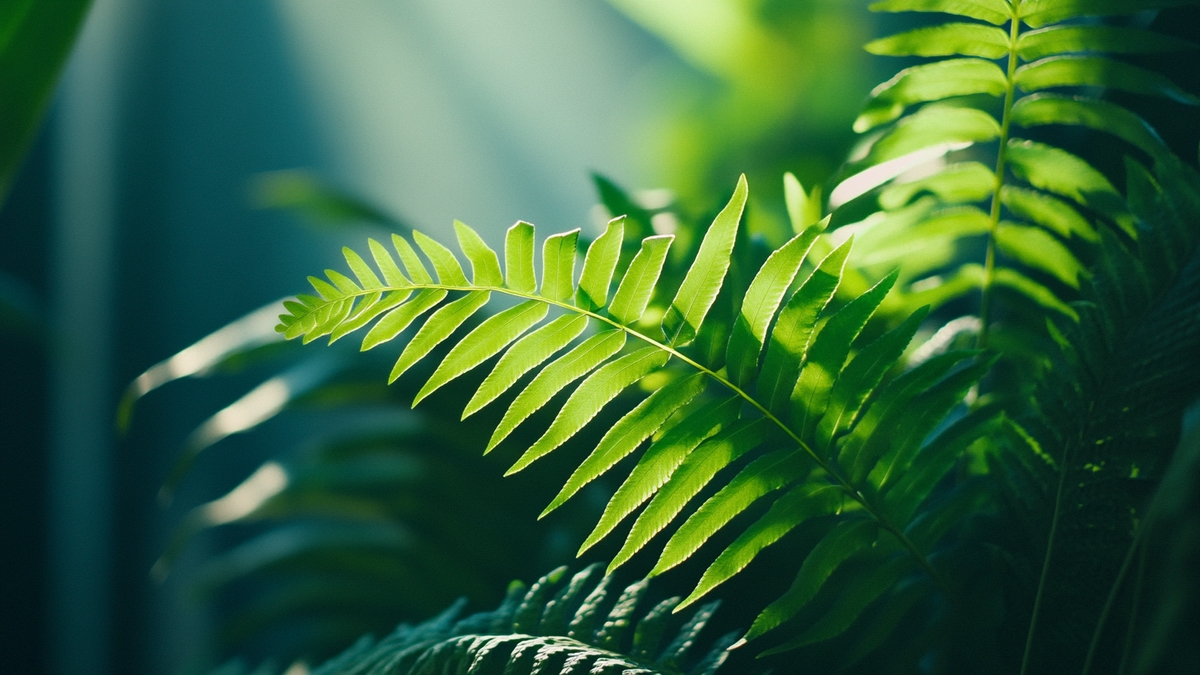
[832,0,1198,348]
[217,566,737,675]
[279,175,994,655]
[991,156,1200,672]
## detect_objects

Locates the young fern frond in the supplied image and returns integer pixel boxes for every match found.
[838,0,1197,347]
[279,175,994,655]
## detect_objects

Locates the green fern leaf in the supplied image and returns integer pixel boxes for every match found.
[543,373,707,516]
[1011,94,1171,162]
[506,347,669,474]
[368,237,410,286]
[994,222,1084,288]
[577,217,625,310]
[541,229,580,302]
[463,314,588,418]
[392,232,435,283]
[1015,55,1199,104]
[855,59,1008,132]
[1018,0,1198,28]
[868,0,1011,24]
[609,234,675,325]
[726,224,825,388]
[412,300,548,405]
[744,518,881,642]
[662,174,747,346]
[578,397,742,555]
[865,22,1011,58]
[758,239,852,414]
[360,289,446,351]
[866,105,1001,163]
[454,220,504,286]
[814,306,929,452]
[651,448,809,577]
[676,483,842,611]
[389,291,490,384]
[609,418,770,572]
[505,221,537,293]
[790,270,899,436]
[413,230,469,285]
[487,330,626,452]
[1017,25,1197,61]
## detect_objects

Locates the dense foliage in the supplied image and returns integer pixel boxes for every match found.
[126,1,1200,673]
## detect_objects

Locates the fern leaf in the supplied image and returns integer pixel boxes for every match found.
[463,313,588,418]
[413,230,469,285]
[594,578,649,649]
[361,289,446,351]
[609,419,770,572]
[578,216,625,310]
[868,0,1011,24]
[1015,56,1199,105]
[392,232,434,283]
[814,306,929,452]
[866,22,1011,58]
[725,225,824,388]
[856,59,1008,132]
[506,347,669,475]
[1001,185,1097,242]
[1012,94,1171,162]
[744,518,881,642]
[759,556,916,655]
[542,229,580,302]
[757,239,852,414]
[865,105,1000,163]
[412,300,548,405]
[1017,25,1197,61]
[389,291,490,384]
[368,238,409,287]
[662,174,747,346]
[676,483,841,612]
[487,330,626,452]
[784,173,823,232]
[790,270,899,436]
[453,220,504,286]
[651,449,808,577]
[609,235,675,325]
[579,397,743,555]
[543,373,708,516]
[505,221,537,293]
[994,222,1084,288]
[1018,0,1198,28]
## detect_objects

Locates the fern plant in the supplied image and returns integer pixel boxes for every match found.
[276,174,997,659]
[217,565,736,675]
[991,155,1200,673]
[832,0,1197,351]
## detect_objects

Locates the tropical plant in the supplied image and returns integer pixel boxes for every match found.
[213,565,736,675]
[134,1,1200,673]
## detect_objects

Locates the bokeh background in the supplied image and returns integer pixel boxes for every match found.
[3,2,1196,674]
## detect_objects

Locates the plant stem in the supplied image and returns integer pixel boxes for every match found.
[1021,426,1071,675]
[316,282,951,593]
[978,4,1023,349]
[1082,522,1144,675]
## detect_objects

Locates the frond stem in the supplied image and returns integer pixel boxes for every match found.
[979,5,1023,349]
[315,282,950,593]
[1082,513,1146,675]
[1021,424,1071,675]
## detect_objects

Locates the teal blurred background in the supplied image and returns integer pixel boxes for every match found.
[0,1,898,673]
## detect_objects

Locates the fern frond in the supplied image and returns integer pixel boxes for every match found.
[995,156,1200,672]
[284,566,741,675]
[840,0,1198,350]
[280,175,994,656]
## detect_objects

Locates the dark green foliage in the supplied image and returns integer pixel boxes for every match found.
[215,567,738,675]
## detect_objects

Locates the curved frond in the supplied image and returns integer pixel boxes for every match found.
[280,175,992,657]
